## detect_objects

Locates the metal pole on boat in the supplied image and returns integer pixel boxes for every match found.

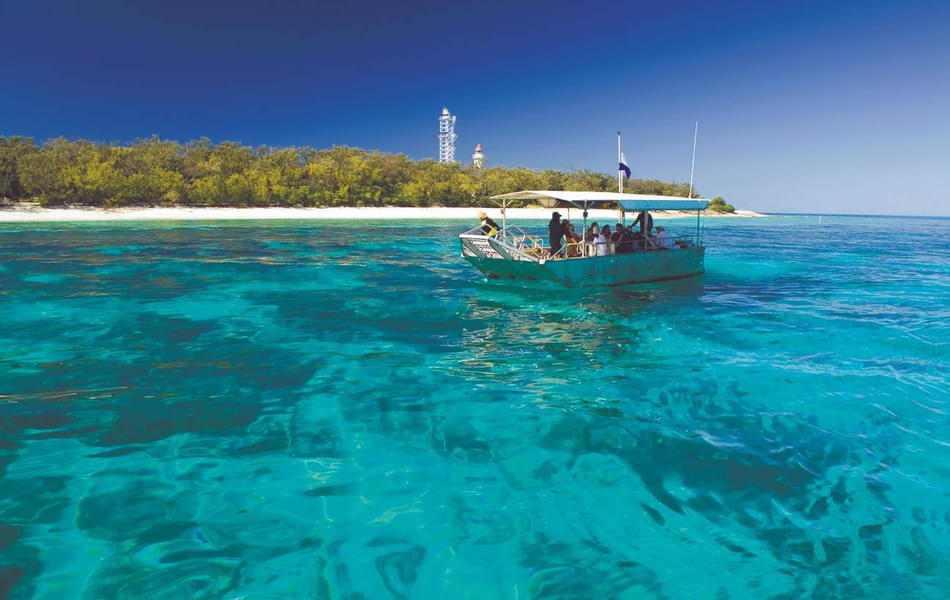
[583,204,588,252]
[502,199,507,235]
[617,131,623,194]
[687,121,698,200]
[696,209,700,244]
[618,132,626,226]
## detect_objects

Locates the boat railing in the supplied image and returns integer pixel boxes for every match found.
[460,225,548,261]
[459,224,540,244]
[459,224,488,237]
[554,229,706,259]
[501,226,548,253]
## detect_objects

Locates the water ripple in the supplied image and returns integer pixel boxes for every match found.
[1,216,949,598]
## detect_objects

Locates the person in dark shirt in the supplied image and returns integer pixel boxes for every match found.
[612,223,628,253]
[617,223,635,253]
[635,211,653,237]
[548,211,567,257]
[611,223,624,245]
[478,211,500,236]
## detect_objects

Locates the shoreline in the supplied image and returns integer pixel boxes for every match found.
[0,205,768,223]
[0,206,768,223]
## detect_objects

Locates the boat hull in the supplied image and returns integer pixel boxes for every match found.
[463,247,705,287]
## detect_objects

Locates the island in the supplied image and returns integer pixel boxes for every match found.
[0,136,756,221]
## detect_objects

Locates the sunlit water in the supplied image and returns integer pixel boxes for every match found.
[1,215,948,599]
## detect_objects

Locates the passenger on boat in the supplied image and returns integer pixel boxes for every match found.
[585,223,599,243]
[615,223,634,254]
[564,221,582,257]
[611,223,623,253]
[548,212,568,258]
[601,225,612,254]
[655,226,671,249]
[593,225,608,256]
[478,211,500,236]
[625,212,648,251]
[611,223,624,244]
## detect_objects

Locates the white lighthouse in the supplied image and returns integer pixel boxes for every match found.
[472,143,484,168]
[438,107,457,164]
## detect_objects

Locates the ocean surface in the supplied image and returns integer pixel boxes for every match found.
[1,215,948,599]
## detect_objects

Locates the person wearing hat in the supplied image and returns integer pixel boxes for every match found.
[478,211,499,236]
[548,211,567,258]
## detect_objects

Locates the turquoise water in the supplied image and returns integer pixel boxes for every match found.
[1,215,948,599]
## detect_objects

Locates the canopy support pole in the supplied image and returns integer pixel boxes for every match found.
[583,204,589,243]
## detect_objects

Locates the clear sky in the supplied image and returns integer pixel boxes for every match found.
[2,0,948,215]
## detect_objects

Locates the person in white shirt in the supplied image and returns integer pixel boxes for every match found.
[593,226,608,256]
[655,226,671,249]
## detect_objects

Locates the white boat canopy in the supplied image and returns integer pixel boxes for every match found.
[490,190,709,211]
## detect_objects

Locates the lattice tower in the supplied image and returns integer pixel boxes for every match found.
[438,107,457,163]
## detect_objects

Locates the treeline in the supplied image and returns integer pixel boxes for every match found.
[0,136,716,208]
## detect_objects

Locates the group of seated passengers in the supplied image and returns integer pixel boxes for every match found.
[548,211,672,258]
[478,211,674,259]
[583,222,671,255]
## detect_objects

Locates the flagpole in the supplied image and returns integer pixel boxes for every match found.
[617,131,623,194]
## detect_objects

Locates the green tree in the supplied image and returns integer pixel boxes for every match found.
[18,138,83,206]
[59,143,124,206]
[0,136,39,201]
[707,196,735,213]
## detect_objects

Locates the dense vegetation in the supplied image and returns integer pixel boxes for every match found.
[0,136,730,210]
[707,196,736,213]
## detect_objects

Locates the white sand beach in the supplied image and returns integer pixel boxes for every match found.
[0,205,767,223]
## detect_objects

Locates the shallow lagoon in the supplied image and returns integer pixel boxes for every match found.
[1,215,949,599]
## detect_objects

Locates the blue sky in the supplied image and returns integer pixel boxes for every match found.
[2,0,948,215]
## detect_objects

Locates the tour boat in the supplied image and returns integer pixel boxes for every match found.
[459,190,709,287]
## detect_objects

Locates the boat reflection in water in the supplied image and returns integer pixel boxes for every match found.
[460,191,709,288]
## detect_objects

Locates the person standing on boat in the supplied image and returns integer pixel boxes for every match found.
[478,211,499,237]
[548,212,568,258]
[635,211,654,237]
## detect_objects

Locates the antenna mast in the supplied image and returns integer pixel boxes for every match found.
[687,121,698,199]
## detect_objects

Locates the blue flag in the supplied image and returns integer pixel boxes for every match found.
[619,152,631,179]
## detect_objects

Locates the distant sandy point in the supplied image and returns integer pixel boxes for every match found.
[0,205,767,223]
